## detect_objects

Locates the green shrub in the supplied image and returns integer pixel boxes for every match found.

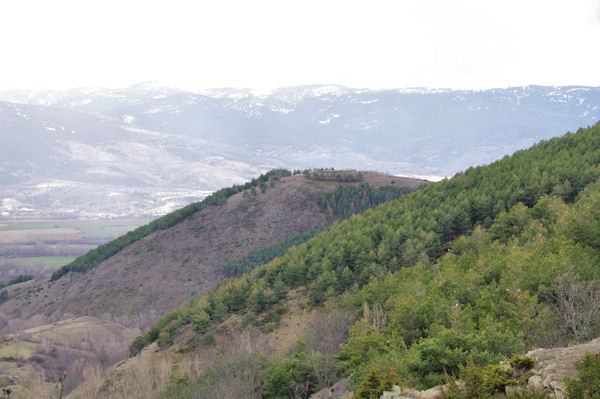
[202,331,215,346]
[509,355,536,373]
[443,360,515,398]
[356,366,386,399]
[129,335,148,357]
[407,325,515,388]
[158,330,174,347]
[159,373,196,399]
[242,312,258,327]
[506,387,552,399]
[262,308,285,324]
[566,352,600,398]
[355,366,400,399]
[0,274,33,289]
[483,364,515,393]
[191,310,211,335]
[264,354,314,398]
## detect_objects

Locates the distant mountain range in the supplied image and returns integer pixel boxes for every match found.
[1,83,599,218]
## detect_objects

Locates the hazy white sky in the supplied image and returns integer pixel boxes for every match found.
[1,0,599,92]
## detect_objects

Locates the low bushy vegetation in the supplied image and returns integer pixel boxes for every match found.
[155,309,356,399]
[355,366,401,399]
[443,355,536,398]
[304,168,364,182]
[0,274,33,303]
[0,274,33,289]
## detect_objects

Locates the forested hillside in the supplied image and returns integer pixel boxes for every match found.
[0,170,425,397]
[116,123,600,399]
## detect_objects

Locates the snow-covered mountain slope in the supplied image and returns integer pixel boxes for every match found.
[1,84,599,218]
[11,84,598,174]
[0,101,273,218]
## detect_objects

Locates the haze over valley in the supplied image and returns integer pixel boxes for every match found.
[1,83,599,219]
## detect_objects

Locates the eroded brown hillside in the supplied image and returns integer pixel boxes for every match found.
[0,172,424,330]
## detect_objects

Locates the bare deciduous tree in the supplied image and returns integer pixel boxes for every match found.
[307,310,355,356]
[306,309,357,389]
[547,274,600,344]
[371,303,387,332]
[206,331,271,399]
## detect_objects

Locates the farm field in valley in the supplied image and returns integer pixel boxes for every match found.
[0,219,150,282]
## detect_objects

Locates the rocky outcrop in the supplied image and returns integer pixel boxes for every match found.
[313,337,600,399]
[310,381,444,399]
[310,377,353,399]
[382,385,444,399]
[523,337,600,398]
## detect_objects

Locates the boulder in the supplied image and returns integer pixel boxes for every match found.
[381,385,444,399]
[310,377,353,399]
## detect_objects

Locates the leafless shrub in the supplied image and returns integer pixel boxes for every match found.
[6,318,25,333]
[3,314,49,334]
[547,273,600,344]
[204,331,271,399]
[290,380,311,399]
[11,374,50,399]
[177,353,204,380]
[373,303,387,332]
[109,351,174,398]
[67,362,105,399]
[305,308,357,389]
[307,309,356,356]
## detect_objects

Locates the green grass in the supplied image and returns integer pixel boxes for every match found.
[0,219,150,239]
[0,219,150,279]
[17,256,77,266]
[0,340,38,360]
[0,257,79,283]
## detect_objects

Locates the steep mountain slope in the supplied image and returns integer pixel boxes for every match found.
[94,123,600,399]
[0,171,424,329]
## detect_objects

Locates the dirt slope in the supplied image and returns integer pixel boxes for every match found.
[0,172,425,329]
